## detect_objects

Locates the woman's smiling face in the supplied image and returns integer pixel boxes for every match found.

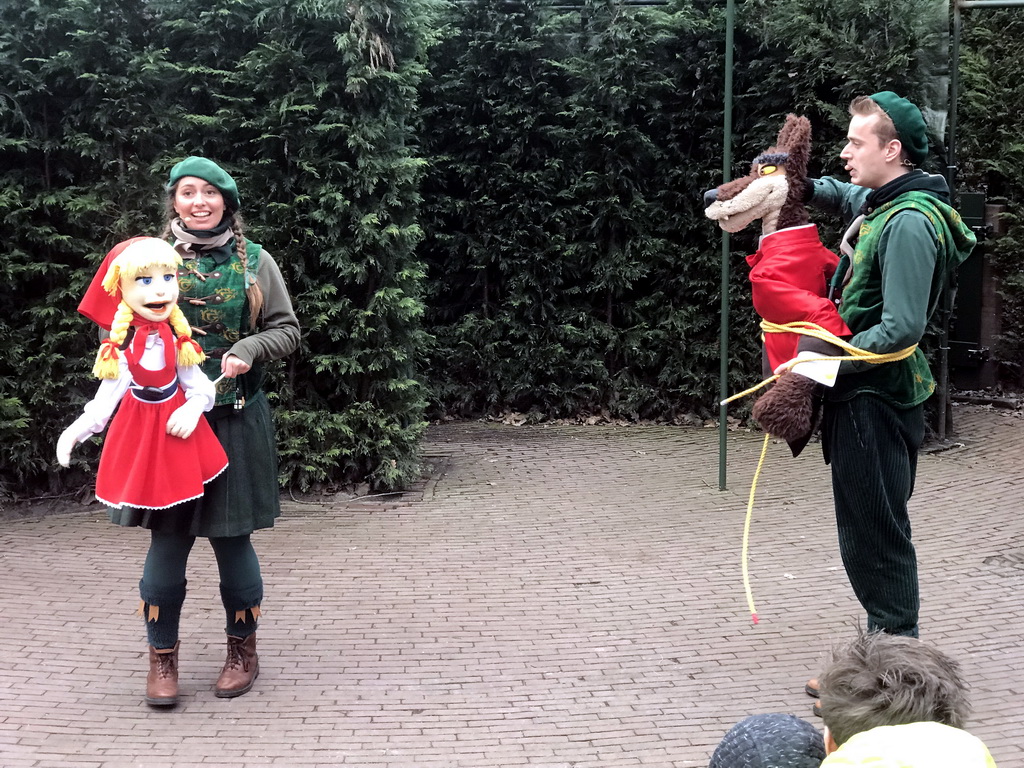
[173,175,226,230]
[121,267,180,323]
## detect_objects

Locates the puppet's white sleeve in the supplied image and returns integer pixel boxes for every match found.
[76,359,133,435]
[774,351,842,387]
[177,364,217,412]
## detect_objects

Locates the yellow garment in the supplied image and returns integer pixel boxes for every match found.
[822,722,997,768]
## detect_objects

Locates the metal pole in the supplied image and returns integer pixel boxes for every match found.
[719,0,735,491]
[939,0,1024,440]
[937,1,963,441]
[947,2,960,197]
[939,0,1023,441]
[959,0,1024,6]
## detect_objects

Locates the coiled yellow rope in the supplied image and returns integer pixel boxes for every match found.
[729,321,917,624]
[722,320,919,406]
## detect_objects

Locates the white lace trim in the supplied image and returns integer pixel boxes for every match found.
[98,460,229,510]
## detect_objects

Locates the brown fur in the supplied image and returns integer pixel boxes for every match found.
[773,115,811,230]
[707,114,828,451]
[713,114,813,232]
[751,370,819,444]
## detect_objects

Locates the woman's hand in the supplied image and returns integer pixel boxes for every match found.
[220,353,251,379]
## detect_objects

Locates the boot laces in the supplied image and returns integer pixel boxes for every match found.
[225,638,249,671]
[155,652,176,679]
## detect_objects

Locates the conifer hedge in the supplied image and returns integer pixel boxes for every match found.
[1,0,1021,500]
[0,0,433,497]
[958,6,1024,386]
[416,0,968,420]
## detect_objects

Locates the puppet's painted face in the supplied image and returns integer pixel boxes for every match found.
[704,160,790,233]
[121,267,180,323]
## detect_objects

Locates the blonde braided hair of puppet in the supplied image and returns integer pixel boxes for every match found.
[169,304,206,367]
[93,302,136,379]
[93,301,205,378]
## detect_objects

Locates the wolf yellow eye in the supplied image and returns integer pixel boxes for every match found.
[759,165,778,176]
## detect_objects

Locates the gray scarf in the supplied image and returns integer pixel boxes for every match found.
[169,218,234,257]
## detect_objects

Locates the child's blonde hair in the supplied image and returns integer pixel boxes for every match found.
[93,238,205,379]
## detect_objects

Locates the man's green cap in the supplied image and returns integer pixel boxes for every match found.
[870,91,929,166]
[166,156,240,209]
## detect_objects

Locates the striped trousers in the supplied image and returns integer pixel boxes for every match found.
[823,395,924,637]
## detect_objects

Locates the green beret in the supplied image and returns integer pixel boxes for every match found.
[166,156,240,209]
[870,91,929,166]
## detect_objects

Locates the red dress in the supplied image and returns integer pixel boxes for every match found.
[95,324,228,510]
[745,224,852,371]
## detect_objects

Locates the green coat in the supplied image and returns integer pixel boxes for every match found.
[108,243,300,537]
[810,172,976,407]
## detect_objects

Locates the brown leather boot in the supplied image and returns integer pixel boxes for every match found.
[146,642,179,707]
[214,633,258,698]
[806,676,821,717]
[805,677,819,697]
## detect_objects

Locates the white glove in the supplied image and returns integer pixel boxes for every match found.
[166,397,207,439]
[773,350,841,387]
[56,415,99,467]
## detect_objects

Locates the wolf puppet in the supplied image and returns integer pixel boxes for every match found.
[704,114,851,454]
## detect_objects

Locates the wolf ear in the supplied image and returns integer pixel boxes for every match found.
[774,113,798,149]
[775,113,810,153]
[777,113,812,180]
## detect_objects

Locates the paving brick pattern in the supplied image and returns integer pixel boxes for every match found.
[1,403,1021,767]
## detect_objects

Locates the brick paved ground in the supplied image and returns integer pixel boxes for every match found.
[1,402,1022,768]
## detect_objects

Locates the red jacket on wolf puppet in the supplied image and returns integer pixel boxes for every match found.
[704,114,851,452]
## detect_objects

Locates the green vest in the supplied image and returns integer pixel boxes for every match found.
[832,192,976,407]
[177,240,262,406]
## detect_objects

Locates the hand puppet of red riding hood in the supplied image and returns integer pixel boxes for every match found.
[57,237,227,510]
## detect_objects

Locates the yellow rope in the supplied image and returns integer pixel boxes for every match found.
[720,320,918,405]
[721,373,780,405]
[760,320,918,362]
[728,320,918,624]
[742,433,772,625]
